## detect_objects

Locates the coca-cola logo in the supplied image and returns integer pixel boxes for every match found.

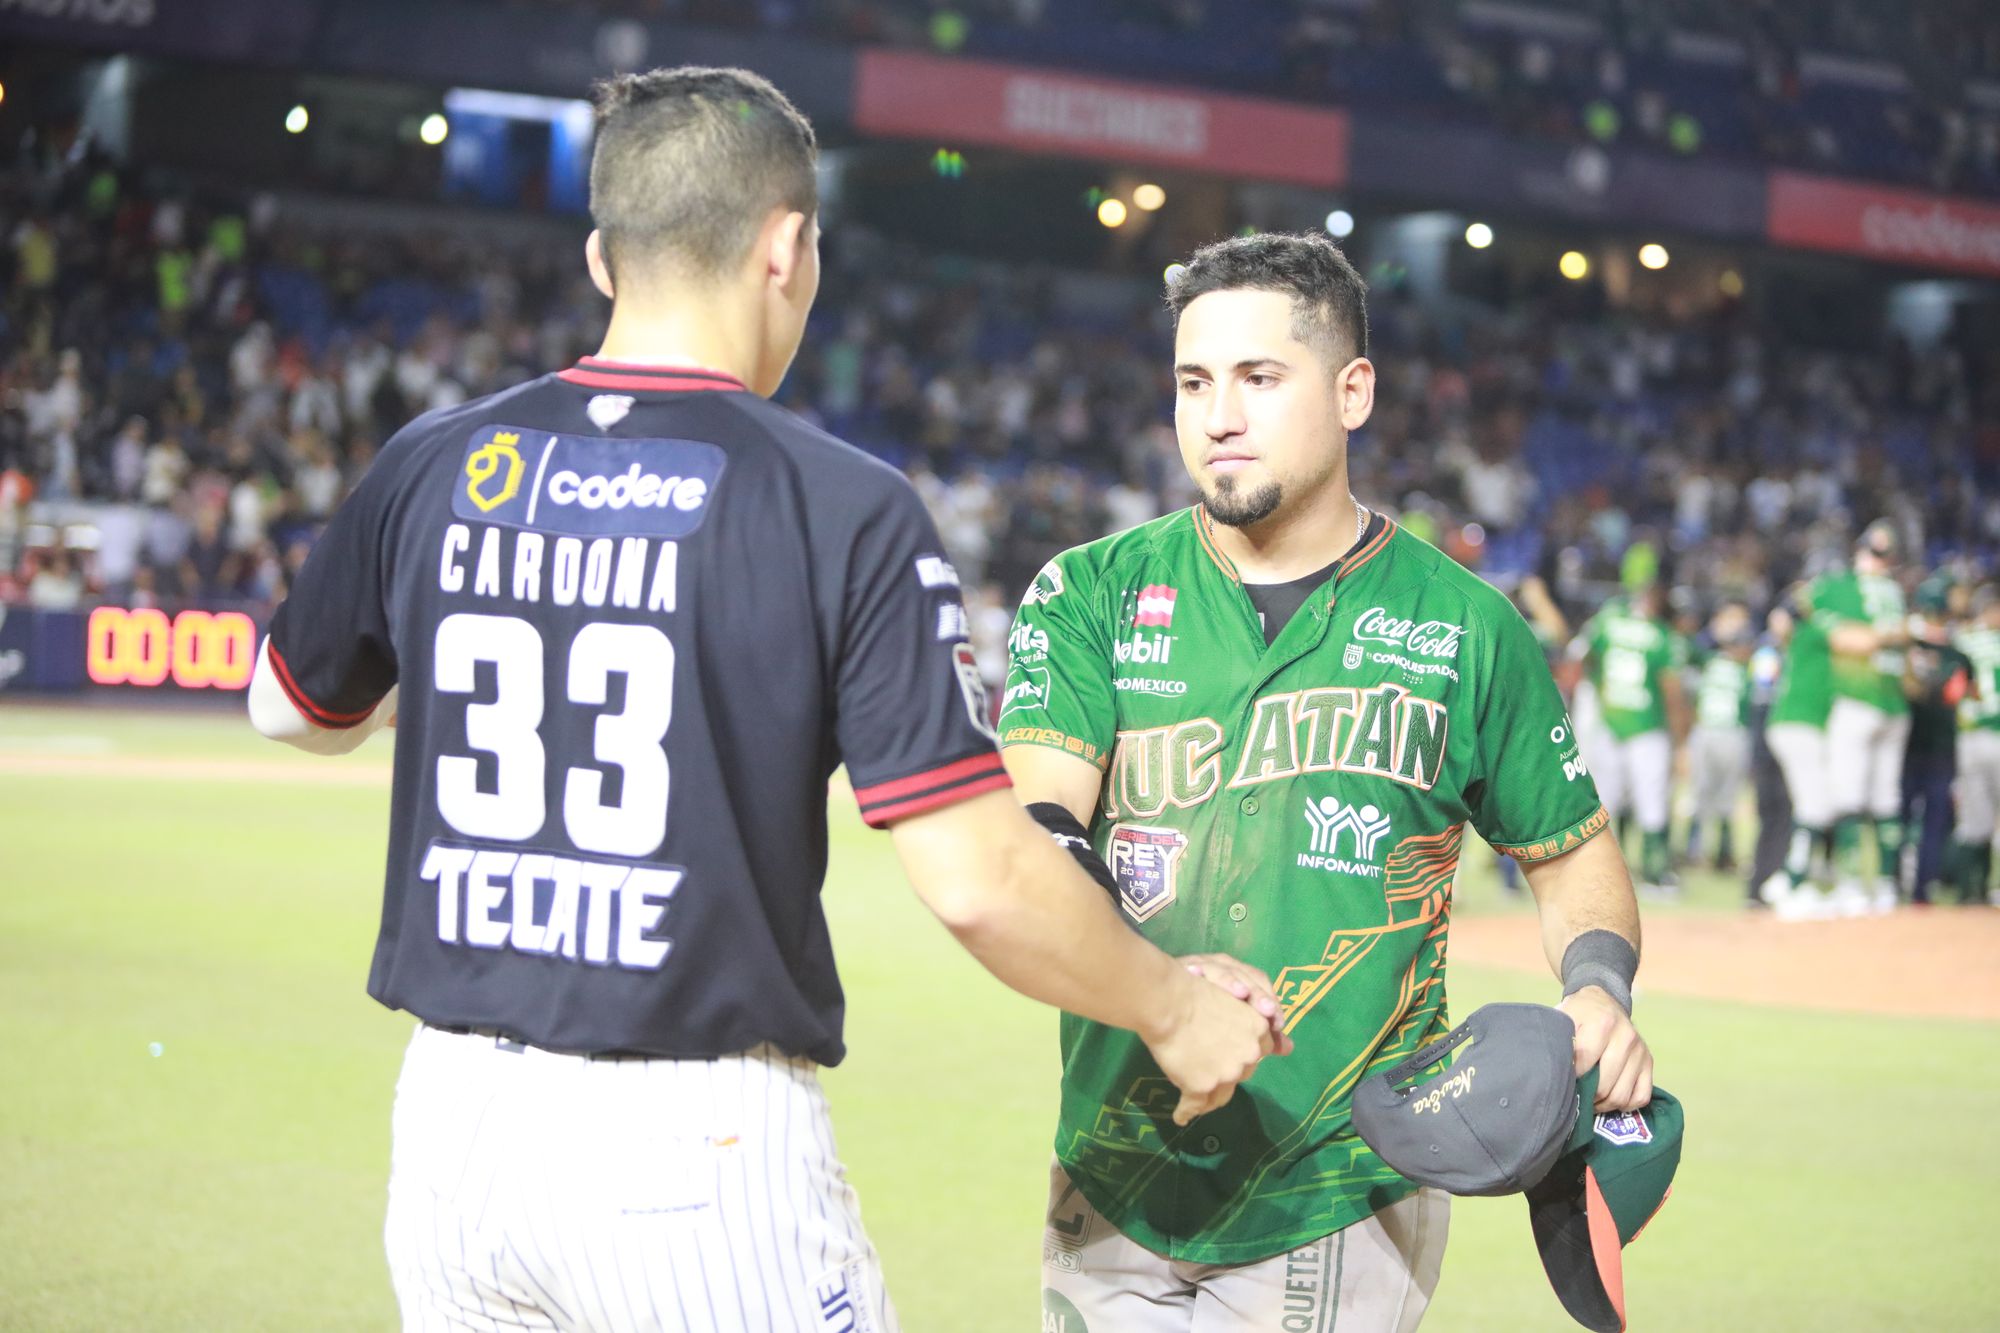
[1350,606,1466,659]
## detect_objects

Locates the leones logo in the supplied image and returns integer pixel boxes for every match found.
[1024,561,1065,607]
[464,431,525,513]
[1298,795,1393,878]
[1002,663,1053,714]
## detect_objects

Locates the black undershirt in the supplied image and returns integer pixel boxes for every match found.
[1242,511,1386,646]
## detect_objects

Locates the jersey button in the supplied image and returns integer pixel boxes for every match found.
[1240,796,1260,815]
[1228,902,1248,922]
[1201,1135,1221,1154]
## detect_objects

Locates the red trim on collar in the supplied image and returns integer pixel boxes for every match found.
[557,358,747,392]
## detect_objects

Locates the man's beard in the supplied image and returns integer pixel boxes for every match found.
[1204,475,1283,528]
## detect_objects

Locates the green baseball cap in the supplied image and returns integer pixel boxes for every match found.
[1526,1067,1685,1333]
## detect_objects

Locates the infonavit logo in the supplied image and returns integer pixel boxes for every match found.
[1297,796,1393,878]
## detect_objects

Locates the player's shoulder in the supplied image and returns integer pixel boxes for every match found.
[1044,507,1202,589]
[1377,522,1523,629]
[720,395,925,513]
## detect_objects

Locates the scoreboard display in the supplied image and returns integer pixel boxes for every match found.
[85,607,258,691]
[0,605,263,696]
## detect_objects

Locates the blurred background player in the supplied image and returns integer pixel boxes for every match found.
[1744,605,1794,907]
[1570,579,1689,895]
[1684,601,1754,874]
[1812,521,1913,913]
[1953,585,2000,905]
[1900,579,1973,905]
[1762,584,1840,918]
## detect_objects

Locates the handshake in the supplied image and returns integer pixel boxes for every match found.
[1139,952,1296,1126]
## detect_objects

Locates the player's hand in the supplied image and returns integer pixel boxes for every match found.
[1146,971,1280,1127]
[1181,953,1294,1055]
[1559,986,1653,1113]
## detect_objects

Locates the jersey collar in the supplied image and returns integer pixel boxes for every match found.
[1192,504,1396,603]
[557,357,748,392]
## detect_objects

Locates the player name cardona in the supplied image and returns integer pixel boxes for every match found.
[438,521,680,611]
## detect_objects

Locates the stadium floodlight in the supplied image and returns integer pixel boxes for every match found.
[285,104,309,134]
[0,80,7,107]
[1638,243,1670,270]
[1465,221,1494,249]
[419,114,450,146]
[1098,198,1129,228]
[1326,209,1355,239]
[1133,183,1167,212]
[1163,263,1188,285]
[1559,250,1590,280]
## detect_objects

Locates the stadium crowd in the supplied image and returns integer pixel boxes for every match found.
[4,128,1999,906]
[521,0,2000,199]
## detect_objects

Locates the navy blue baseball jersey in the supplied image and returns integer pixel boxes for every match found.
[264,358,1009,1062]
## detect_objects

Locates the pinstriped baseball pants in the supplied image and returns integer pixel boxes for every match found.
[385,1024,897,1332]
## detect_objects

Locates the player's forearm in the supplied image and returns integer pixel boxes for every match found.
[1522,830,1641,979]
[892,791,1187,1039]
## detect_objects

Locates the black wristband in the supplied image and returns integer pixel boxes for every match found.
[1560,929,1638,1015]
[1027,801,1117,895]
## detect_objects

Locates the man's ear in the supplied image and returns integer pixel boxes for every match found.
[766,209,809,291]
[585,230,615,300]
[1339,356,1376,432]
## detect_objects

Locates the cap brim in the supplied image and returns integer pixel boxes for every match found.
[1526,1162,1626,1332]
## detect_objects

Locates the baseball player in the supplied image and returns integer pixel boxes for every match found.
[245,67,1278,1332]
[1900,583,1973,904]
[1568,583,1689,895]
[1002,232,1654,1331]
[1760,586,1843,917]
[1683,603,1755,873]
[1811,521,1912,912]
[1952,584,2000,904]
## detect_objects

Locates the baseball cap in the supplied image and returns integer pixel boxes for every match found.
[1352,1004,1683,1332]
[1527,1073,1683,1332]
[1351,1003,1581,1195]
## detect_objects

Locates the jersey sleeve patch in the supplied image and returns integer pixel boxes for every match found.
[998,724,1110,768]
[1489,805,1610,863]
[853,751,1012,827]
[452,425,726,537]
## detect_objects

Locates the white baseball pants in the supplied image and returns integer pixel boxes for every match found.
[385,1024,897,1332]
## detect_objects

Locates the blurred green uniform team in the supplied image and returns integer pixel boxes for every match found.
[1566,519,1999,915]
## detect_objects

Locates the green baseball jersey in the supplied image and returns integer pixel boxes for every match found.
[1809,568,1908,714]
[1768,615,1833,729]
[1957,623,2000,733]
[1000,509,1607,1265]
[1577,598,1686,740]
[1692,649,1752,730]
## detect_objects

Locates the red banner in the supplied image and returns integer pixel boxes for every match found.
[1767,171,2000,277]
[854,49,1348,188]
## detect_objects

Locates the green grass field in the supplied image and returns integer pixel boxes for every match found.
[3,702,1997,1331]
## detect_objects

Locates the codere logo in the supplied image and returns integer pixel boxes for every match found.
[464,432,525,513]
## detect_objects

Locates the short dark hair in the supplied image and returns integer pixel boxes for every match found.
[590,66,818,285]
[1165,232,1369,365]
